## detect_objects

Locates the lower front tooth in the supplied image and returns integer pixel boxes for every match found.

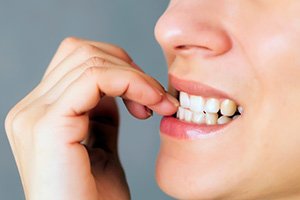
[184,109,193,122]
[192,112,205,124]
[177,107,185,120]
[206,113,218,125]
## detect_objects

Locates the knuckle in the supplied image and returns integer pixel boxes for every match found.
[4,108,16,137]
[78,44,99,58]
[6,107,30,140]
[84,57,107,68]
[125,71,148,100]
[60,37,81,49]
[5,102,46,141]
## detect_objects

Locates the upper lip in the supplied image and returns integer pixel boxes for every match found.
[169,74,239,103]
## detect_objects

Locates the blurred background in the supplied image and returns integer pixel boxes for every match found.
[0,0,174,199]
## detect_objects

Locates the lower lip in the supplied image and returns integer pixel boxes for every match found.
[160,117,229,140]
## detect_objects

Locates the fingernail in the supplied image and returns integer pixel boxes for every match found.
[154,87,164,97]
[145,107,153,116]
[165,93,179,107]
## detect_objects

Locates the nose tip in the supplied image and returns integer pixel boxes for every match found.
[155,8,232,57]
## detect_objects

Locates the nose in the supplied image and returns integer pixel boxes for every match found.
[155,2,232,57]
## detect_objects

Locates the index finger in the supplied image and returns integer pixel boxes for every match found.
[50,67,178,118]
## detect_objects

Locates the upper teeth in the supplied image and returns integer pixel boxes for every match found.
[177,91,242,125]
[220,99,237,116]
[205,98,220,113]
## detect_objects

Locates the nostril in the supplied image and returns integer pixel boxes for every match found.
[176,45,188,50]
[175,44,215,57]
[175,45,212,51]
[170,28,232,57]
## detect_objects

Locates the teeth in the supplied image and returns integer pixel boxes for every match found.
[232,115,240,120]
[190,95,205,112]
[177,106,185,120]
[176,92,242,126]
[220,99,237,116]
[184,110,193,122]
[238,106,244,114]
[192,112,205,124]
[180,92,190,108]
[217,116,232,125]
[206,113,218,125]
[204,98,220,113]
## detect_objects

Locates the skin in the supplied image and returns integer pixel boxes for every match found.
[155,0,300,200]
[5,38,179,200]
[4,0,300,200]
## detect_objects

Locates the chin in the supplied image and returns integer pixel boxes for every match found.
[155,139,248,200]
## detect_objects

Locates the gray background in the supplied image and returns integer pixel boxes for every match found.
[0,0,174,199]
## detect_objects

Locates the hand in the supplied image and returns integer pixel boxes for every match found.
[5,37,178,200]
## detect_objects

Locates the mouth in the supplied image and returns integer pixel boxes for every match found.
[160,75,244,139]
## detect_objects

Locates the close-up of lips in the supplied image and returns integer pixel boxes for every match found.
[1,1,300,200]
[161,75,243,139]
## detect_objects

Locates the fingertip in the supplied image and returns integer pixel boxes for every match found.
[165,93,180,107]
[149,94,179,116]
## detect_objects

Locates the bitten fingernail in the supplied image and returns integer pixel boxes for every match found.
[154,87,164,97]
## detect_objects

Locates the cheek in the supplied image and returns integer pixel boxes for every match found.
[244,20,300,186]
[239,5,300,131]
[250,30,300,125]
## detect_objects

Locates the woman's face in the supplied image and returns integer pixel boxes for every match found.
[155,1,300,199]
